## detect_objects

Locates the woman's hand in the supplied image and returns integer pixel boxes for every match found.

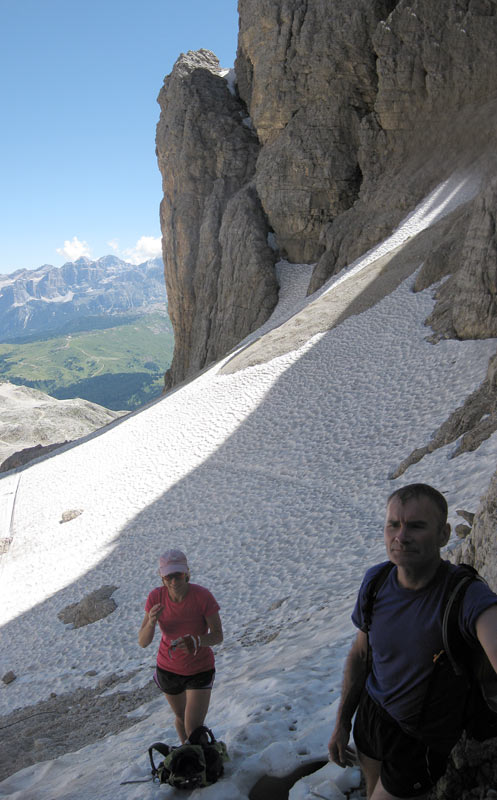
[138,605,163,648]
[147,603,164,625]
[174,634,200,654]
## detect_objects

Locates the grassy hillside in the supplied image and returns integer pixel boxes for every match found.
[0,311,174,410]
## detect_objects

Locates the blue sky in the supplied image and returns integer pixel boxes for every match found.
[0,0,239,274]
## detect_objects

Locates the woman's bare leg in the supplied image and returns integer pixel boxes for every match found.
[184,688,212,738]
[165,692,187,743]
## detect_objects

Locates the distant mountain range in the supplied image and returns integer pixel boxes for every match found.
[0,256,167,342]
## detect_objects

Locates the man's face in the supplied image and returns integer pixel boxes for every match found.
[384,495,450,573]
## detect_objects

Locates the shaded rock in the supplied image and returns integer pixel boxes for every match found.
[457,509,475,526]
[1,441,68,473]
[456,523,472,539]
[440,469,497,798]
[427,174,497,340]
[309,0,497,294]
[429,735,497,800]
[373,1,497,134]
[58,585,118,629]
[156,49,278,389]
[451,468,497,591]
[2,671,16,685]
[413,204,472,293]
[237,0,391,264]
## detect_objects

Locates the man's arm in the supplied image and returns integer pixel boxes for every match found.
[476,604,497,673]
[328,629,369,767]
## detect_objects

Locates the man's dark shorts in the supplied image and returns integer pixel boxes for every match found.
[154,666,215,695]
[353,691,450,798]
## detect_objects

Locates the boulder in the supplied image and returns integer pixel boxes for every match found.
[58,586,118,629]
[59,509,84,524]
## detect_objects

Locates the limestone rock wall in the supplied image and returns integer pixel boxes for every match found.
[310,0,497,293]
[466,470,497,591]
[157,2,497,388]
[426,173,497,340]
[236,0,395,263]
[156,49,278,389]
[451,468,497,592]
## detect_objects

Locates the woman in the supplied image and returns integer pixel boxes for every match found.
[139,548,223,743]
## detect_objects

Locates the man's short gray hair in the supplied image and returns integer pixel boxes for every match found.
[387,483,448,526]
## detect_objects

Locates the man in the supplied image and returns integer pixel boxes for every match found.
[328,483,497,800]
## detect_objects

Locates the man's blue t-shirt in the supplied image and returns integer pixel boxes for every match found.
[352,560,497,730]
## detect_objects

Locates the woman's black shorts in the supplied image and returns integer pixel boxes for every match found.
[153,666,215,696]
[353,691,450,798]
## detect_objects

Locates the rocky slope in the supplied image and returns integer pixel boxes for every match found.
[0,382,125,473]
[0,256,166,341]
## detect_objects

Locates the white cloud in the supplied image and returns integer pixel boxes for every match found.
[126,235,162,264]
[56,236,91,262]
[106,235,162,264]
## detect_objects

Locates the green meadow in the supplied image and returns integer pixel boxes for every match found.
[0,311,175,411]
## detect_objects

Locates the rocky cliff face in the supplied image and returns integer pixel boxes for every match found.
[157,0,497,389]
[156,50,278,389]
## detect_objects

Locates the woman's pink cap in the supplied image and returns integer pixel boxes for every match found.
[159,549,189,576]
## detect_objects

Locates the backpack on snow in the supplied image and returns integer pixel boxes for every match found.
[361,561,497,743]
[148,726,228,789]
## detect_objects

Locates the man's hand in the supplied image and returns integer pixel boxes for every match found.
[328,723,356,767]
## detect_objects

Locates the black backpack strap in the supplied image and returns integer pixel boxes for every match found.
[148,742,172,777]
[187,725,215,746]
[442,563,487,675]
[361,562,395,633]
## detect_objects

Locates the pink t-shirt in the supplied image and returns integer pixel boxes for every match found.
[145,583,220,675]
